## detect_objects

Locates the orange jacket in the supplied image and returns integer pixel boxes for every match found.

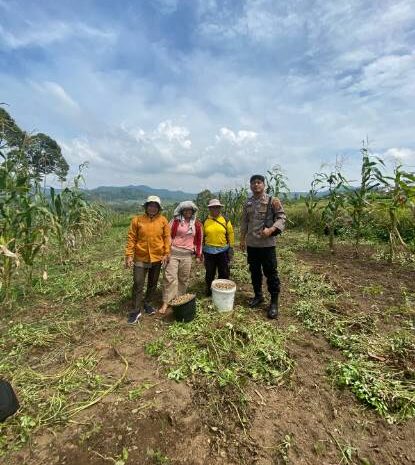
[125,214,171,263]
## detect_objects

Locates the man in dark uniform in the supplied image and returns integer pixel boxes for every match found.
[239,174,286,319]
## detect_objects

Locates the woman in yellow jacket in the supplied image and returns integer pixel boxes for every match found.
[125,196,170,324]
[203,199,234,296]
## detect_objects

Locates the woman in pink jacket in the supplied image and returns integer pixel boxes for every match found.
[158,201,203,314]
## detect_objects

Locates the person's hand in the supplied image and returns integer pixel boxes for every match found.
[125,256,134,269]
[261,227,275,238]
[239,240,246,252]
[227,247,234,261]
[195,256,202,264]
[162,255,170,267]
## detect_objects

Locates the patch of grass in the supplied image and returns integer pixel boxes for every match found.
[146,306,293,387]
[79,421,102,444]
[371,248,415,267]
[0,217,131,457]
[281,231,415,422]
[128,382,155,400]
[274,433,295,464]
[362,284,384,296]
[387,330,415,359]
[146,448,170,465]
[33,228,130,304]
[146,305,293,431]
[230,251,251,284]
[327,431,358,465]
[328,360,415,422]
[0,327,128,457]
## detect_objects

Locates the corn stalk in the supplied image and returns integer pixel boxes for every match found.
[48,165,107,258]
[218,187,248,227]
[304,176,320,243]
[316,168,348,254]
[375,165,415,262]
[347,140,383,255]
[266,165,290,200]
[0,155,51,301]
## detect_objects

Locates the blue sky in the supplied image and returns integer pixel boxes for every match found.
[1,0,415,192]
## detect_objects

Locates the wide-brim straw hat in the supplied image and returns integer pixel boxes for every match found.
[208,198,224,208]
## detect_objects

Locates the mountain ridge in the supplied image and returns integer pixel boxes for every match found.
[84,184,196,203]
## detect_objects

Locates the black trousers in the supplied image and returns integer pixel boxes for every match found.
[204,251,230,293]
[247,246,280,297]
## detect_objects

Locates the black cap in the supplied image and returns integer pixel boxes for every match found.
[250,174,265,183]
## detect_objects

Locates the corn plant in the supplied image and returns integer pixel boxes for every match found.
[316,167,348,253]
[304,175,320,243]
[347,140,383,254]
[266,165,290,200]
[375,165,415,262]
[0,156,51,301]
[218,187,249,227]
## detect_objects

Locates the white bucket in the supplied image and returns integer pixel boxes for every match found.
[211,279,237,312]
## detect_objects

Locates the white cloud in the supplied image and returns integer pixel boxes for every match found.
[198,0,304,42]
[31,81,80,110]
[155,121,192,149]
[216,128,258,145]
[383,147,415,164]
[348,53,415,95]
[0,21,115,50]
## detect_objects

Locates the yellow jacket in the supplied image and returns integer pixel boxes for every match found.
[125,214,171,263]
[203,216,235,248]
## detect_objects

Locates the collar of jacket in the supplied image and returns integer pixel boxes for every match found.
[145,213,161,220]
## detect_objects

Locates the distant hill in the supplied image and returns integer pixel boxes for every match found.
[84,185,196,203]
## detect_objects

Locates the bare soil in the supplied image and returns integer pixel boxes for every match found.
[5,239,415,465]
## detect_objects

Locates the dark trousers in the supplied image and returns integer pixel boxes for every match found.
[204,251,230,293]
[247,246,280,297]
[132,262,162,311]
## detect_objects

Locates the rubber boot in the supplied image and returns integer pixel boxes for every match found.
[248,293,264,308]
[267,294,279,319]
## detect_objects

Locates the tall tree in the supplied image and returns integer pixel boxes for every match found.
[0,107,25,156]
[26,133,69,182]
[0,108,69,181]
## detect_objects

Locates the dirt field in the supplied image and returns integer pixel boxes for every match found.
[2,229,414,465]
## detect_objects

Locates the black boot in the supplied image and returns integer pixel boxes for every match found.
[267,294,279,319]
[248,294,264,308]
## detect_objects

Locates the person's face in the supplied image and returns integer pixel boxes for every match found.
[250,179,265,195]
[209,206,221,218]
[182,208,193,219]
[146,202,160,216]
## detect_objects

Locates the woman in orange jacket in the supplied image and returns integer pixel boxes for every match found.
[124,196,170,324]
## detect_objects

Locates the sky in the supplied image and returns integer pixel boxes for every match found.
[1,0,415,192]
